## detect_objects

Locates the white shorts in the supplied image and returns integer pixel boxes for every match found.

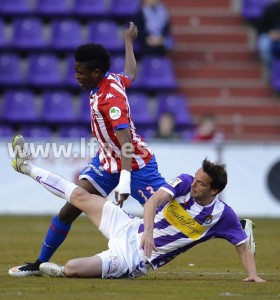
[97,201,151,279]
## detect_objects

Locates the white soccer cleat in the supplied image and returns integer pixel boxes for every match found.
[241,219,256,255]
[11,134,33,173]
[40,262,66,277]
[8,262,42,277]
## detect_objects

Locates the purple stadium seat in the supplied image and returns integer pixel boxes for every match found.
[58,126,91,138]
[0,53,23,85]
[2,90,37,122]
[110,56,141,88]
[156,93,193,127]
[36,0,70,16]
[111,0,140,17]
[21,126,52,138]
[128,93,155,125]
[138,56,177,90]
[27,54,62,86]
[241,0,273,20]
[0,125,14,138]
[65,55,79,87]
[12,18,45,50]
[79,92,91,123]
[271,60,280,92]
[88,21,124,52]
[42,91,76,123]
[180,129,195,141]
[135,128,156,140]
[0,0,32,14]
[0,19,7,48]
[50,19,83,50]
[111,56,125,74]
[73,0,110,16]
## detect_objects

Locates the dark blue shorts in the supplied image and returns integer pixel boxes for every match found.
[79,154,166,205]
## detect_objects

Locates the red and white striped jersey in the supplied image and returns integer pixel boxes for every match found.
[89,72,153,173]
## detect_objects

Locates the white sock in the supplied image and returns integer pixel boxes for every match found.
[29,166,78,202]
[20,162,33,176]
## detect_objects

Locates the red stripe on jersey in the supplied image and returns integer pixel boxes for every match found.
[90,73,153,173]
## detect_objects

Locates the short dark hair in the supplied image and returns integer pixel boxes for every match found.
[75,43,111,74]
[202,158,227,194]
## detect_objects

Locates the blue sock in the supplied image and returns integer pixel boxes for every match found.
[38,215,71,262]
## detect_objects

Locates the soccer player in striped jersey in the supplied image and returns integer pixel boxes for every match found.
[10,150,265,282]
[9,22,166,277]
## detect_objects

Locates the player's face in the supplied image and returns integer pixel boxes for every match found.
[190,168,217,204]
[74,63,99,90]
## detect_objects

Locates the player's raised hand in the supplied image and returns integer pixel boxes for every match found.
[124,22,138,42]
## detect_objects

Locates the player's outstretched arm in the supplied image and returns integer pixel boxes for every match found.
[235,243,266,282]
[124,22,138,81]
[140,189,172,258]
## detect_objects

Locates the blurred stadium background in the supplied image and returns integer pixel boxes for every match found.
[1,0,280,217]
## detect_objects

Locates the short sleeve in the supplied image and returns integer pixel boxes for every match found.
[115,73,131,89]
[214,207,247,245]
[160,174,193,198]
[105,97,130,131]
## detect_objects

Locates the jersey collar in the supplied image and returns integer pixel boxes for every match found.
[90,71,110,96]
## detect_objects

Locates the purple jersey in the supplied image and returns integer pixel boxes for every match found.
[138,174,247,269]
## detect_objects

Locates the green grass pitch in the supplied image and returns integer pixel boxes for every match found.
[0,216,279,300]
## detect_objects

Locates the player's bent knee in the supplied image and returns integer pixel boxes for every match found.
[71,187,90,204]
[64,259,80,278]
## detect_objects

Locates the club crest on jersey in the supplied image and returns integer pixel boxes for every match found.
[204,215,213,224]
[109,106,121,120]
[168,177,182,188]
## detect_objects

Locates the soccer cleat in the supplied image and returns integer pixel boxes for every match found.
[11,134,33,173]
[240,219,256,255]
[8,262,42,277]
[40,262,66,278]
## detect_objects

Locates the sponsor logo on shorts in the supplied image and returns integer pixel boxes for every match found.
[108,256,119,274]
[89,164,103,176]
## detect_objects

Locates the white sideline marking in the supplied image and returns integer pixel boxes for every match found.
[156,271,278,275]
